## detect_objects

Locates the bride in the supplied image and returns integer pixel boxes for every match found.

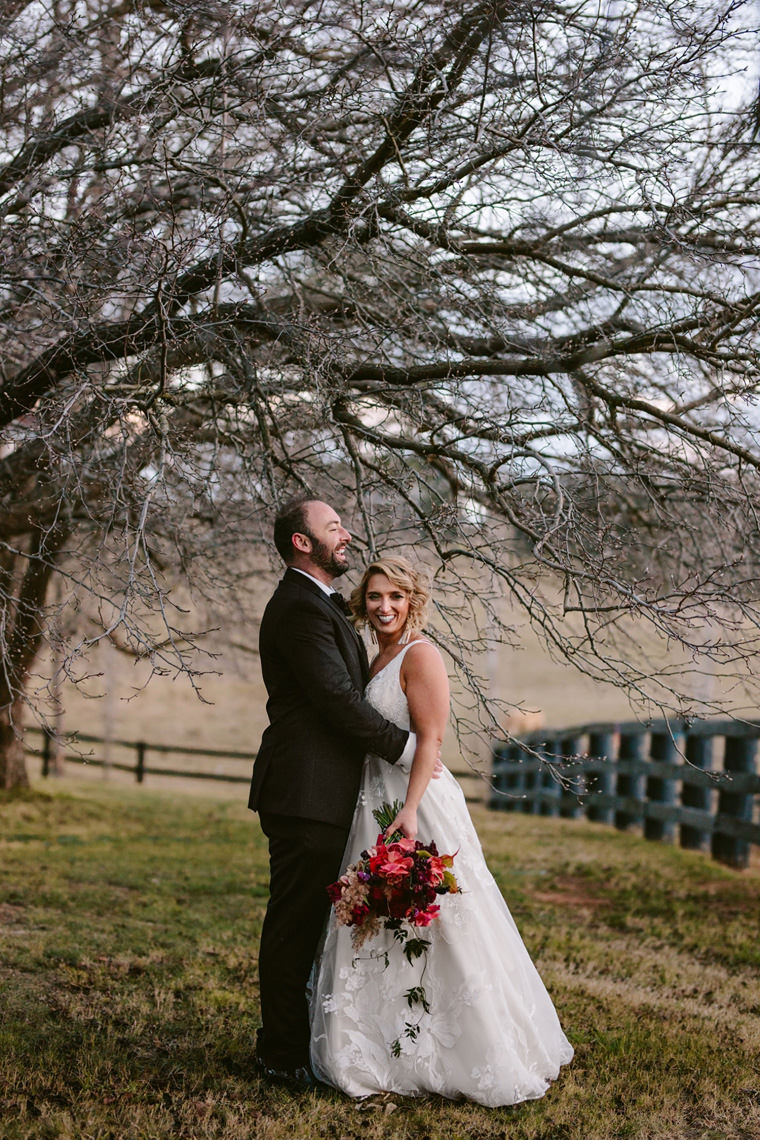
[310,555,573,1106]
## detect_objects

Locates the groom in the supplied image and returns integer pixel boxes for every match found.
[249,495,415,1089]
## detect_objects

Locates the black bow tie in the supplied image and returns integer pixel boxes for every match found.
[330,591,352,616]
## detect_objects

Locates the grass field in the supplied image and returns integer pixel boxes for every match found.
[1,779,759,1140]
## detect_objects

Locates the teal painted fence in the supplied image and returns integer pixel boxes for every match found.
[490,720,760,870]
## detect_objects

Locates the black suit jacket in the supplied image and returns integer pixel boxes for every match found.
[249,568,409,828]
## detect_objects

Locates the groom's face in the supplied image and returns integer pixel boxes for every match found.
[302,501,351,579]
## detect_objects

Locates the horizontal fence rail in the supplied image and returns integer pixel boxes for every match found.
[490,719,760,870]
[25,726,256,785]
[25,726,480,801]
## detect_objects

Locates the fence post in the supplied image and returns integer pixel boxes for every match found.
[136,741,146,784]
[587,730,616,825]
[538,736,562,817]
[513,742,532,812]
[680,734,714,851]
[711,736,757,869]
[511,739,536,813]
[41,730,51,778]
[522,745,541,814]
[559,733,586,819]
[489,743,507,809]
[615,730,647,830]
[490,742,522,811]
[645,730,683,842]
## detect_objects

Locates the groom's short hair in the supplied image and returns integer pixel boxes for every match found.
[273,495,317,562]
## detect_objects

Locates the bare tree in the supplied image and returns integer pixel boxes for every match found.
[1,0,759,787]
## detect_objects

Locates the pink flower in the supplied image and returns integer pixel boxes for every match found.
[375,850,414,883]
[411,904,440,926]
[424,855,446,885]
[390,837,417,855]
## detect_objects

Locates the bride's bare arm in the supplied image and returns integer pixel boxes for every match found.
[386,642,450,840]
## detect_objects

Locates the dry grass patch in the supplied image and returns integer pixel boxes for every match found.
[1,781,759,1140]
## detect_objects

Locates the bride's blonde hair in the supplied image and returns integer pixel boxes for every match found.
[349,555,431,634]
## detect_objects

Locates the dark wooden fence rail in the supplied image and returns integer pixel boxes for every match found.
[26,726,481,800]
[490,719,760,869]
[25,726,256,785]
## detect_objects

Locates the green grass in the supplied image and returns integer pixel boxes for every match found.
[1,781,759,1140]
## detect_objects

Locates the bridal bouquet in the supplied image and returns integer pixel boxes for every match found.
[327,801,460,951]
[326,801,460,1053]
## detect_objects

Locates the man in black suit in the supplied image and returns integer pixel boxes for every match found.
[249,496,415,1088]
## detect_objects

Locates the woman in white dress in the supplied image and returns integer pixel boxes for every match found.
[310,556,573,1107]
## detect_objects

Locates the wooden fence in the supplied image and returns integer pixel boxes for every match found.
[26,726,256,785]
[490,719,760,869]
[26,726,480,800]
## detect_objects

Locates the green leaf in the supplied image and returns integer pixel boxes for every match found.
[404,985,431,1013]
[403,936,430,964]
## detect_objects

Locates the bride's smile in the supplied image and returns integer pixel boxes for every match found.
[365,574,410,643]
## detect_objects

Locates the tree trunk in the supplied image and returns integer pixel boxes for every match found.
[0,528,69,790]
[0,701,29,789]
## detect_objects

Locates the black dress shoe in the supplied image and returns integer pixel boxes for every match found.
[255,1055,325,1092]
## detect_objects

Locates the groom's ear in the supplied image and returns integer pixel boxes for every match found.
[291,531,312,554]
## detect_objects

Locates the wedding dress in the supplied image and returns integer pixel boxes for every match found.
[309,641,573,1106]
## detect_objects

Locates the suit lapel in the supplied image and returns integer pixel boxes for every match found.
[326,591,370,680]
[352,623,370,685]
[282,568,369,683]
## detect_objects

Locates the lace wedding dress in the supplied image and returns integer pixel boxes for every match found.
[309,641,573,1106]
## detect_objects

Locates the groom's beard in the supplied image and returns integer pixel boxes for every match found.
[308,537,349,579]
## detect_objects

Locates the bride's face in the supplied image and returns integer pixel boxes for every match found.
[364,573,410,640]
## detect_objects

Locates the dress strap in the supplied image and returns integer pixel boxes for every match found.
[368,638,429,684]
[398,637,426,653]
[393,638,429,666]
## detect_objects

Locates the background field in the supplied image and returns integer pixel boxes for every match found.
[37,576,701,797]
[2,778,759,1140]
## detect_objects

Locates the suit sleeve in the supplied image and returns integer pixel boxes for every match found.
[276,594,408,762]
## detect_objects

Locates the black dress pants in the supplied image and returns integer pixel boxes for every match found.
[257,812,349,1070]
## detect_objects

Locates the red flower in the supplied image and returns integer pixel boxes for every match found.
[388,894,412,919]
